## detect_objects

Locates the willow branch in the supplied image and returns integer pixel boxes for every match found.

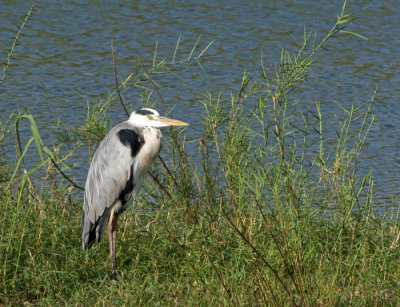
[111,40,129,117]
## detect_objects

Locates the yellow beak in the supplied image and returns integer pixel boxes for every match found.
[158,116,188,126]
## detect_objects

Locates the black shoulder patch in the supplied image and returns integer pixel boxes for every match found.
[136,109,154,115]
[117,129,143,157]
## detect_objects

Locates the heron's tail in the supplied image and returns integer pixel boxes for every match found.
[81,212,97,250]
[82,207,110,250]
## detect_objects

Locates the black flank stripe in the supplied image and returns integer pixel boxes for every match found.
[119,164,135,205]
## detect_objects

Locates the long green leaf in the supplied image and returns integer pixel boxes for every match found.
[15,114,45,162]
[7,137,35,188]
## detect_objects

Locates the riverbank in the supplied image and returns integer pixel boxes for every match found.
[1,3,399,305]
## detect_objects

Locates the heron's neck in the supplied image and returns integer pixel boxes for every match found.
[145,126,162,140]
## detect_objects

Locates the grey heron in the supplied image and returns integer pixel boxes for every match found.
[81,108,188,279]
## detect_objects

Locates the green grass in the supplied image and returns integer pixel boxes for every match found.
[1,2,400,305]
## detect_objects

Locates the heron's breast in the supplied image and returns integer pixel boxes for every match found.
[137,127,162,169]
[137,140,161,169]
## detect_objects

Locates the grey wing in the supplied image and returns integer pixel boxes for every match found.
[81,124,142,250]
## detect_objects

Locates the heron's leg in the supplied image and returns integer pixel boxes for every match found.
[112,213,119,274]
[108,209,119,280]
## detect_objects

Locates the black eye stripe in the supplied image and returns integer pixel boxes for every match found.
[136,109,154,115]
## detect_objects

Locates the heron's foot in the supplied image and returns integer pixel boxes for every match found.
[110,271,118,281]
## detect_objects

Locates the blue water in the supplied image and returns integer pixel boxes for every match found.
[0,0,399,207]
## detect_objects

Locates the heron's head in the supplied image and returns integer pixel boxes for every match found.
[128,108,188,128]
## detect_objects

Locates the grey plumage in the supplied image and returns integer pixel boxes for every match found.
[82,122,161,249]
[81,108,187,278]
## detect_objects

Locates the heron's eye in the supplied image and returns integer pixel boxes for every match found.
[147,115,152,120]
